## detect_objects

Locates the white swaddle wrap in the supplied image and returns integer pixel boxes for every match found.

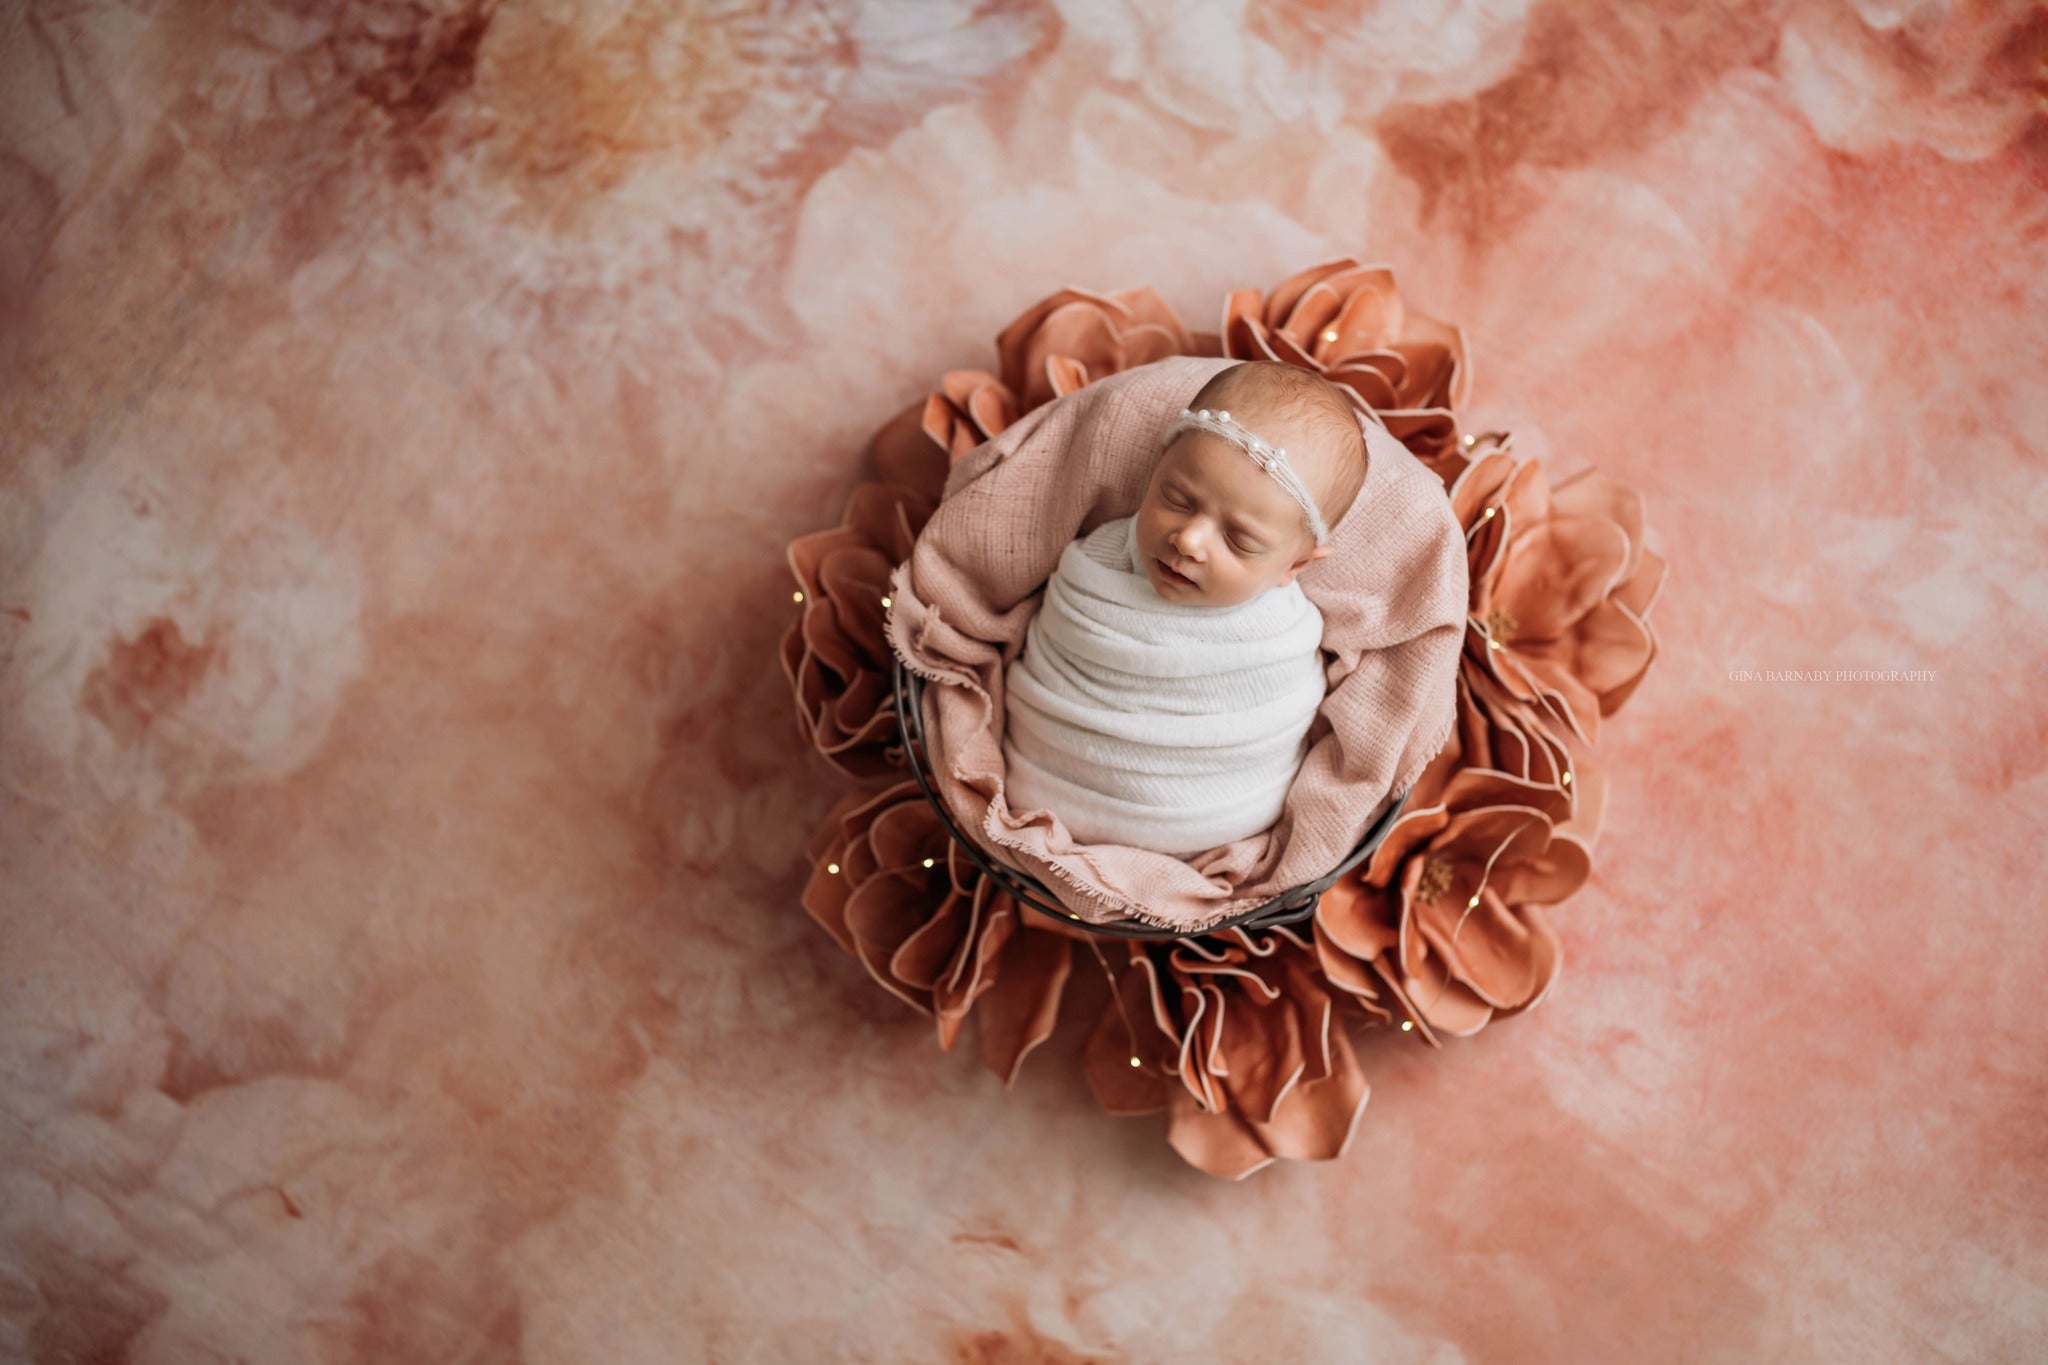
[1001,516,1328,856]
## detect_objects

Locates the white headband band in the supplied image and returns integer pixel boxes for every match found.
[1161,407,1331,546]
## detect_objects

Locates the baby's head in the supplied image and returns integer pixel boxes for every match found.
[1135,361,1368,607]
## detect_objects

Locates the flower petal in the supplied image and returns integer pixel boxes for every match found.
[1261,257,1365,330]
[1493,516,1631,641]
[1414,888,1552,1011]
[1317,876,1401,962]
[1214,981,1309,1125]
[1396,948,1498,1036]
[1165,1091,1280,1180]
[1240,1025,1370,1162]
[994,287,1123,398]
[1321,361,1400,411]
[1520,597,1657,700]
[1304,267,1402,354]
[869,399,949,500]
[1084,979,1171,1116]
[1392,311,1468,408]
[975,922,1073,1085]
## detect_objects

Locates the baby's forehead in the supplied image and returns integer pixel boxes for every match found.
[1158,436,1311,523]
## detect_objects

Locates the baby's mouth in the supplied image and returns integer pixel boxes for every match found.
[1156,558,1198,589]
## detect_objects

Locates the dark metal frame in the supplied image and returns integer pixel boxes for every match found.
[892,659,1408,941]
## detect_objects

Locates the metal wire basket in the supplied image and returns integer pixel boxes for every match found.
[891,659,1409,941]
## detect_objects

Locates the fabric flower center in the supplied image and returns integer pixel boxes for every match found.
[1485,605,1518,642]
[1413,855,1454,904]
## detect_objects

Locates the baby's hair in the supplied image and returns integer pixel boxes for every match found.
[1187,362,1369,535]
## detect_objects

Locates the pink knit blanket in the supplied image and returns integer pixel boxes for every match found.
[885,356,1467,932]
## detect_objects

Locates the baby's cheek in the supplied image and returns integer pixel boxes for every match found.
[1132,506,1163,553]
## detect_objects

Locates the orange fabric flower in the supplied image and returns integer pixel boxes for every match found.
[781,484,932,777]
[1452,450,1666,744]
[1222,259,1471,483]
[1082,927,1369,1180]
[804,782,1074,1081]
[996,286,1195,413]
[1317,764,1589,1041]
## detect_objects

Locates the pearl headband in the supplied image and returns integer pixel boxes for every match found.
[1161,407,1331,546]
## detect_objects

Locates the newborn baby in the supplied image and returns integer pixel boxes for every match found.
[1001,361,1369,856]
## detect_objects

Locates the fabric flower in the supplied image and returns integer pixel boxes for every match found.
[804,782,1073,1081]
[1451,450,1666,745]
[1082,926,1370,1180]
[1223,259,1471,483]
[781,483,932,777]
[1316,764,1590,1042]
[996,286,1196,412]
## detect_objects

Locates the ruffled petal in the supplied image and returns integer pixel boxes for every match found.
[1493,517,1631,641]
[1395,947,1497,1037]
[1261,258,1366,331]
[1166,1092,1282,1180]
[975,923,1073,1085]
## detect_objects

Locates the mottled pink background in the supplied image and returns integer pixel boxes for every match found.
[3,2,2046,1361]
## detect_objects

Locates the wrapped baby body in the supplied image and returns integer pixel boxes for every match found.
[1002,516,1327,857]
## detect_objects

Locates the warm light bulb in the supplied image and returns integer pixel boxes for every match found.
[1320,329,1338,343]
[1129,1057,1141,1067]
[792,590,805,603]
[1468,894,1480,908]
[922,858,935,869]
[1482,506,1495,520]
[826,863,840,875]
[1562,771,1572,786]
[1400,1020,1413,1031]
[880,595,893,609]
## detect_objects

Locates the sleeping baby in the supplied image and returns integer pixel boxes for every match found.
[1000,360,1370,856]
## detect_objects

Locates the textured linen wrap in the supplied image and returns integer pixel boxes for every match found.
[1003,516,1326,857]
[885,356,1468,933]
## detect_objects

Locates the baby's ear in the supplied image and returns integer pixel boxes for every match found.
[1280,543,1332,586]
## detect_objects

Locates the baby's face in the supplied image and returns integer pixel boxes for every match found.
[1135,431,1327,607]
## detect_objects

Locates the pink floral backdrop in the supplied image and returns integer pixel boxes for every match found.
[6,0,2044,1357]
[783,262,1666,1178]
